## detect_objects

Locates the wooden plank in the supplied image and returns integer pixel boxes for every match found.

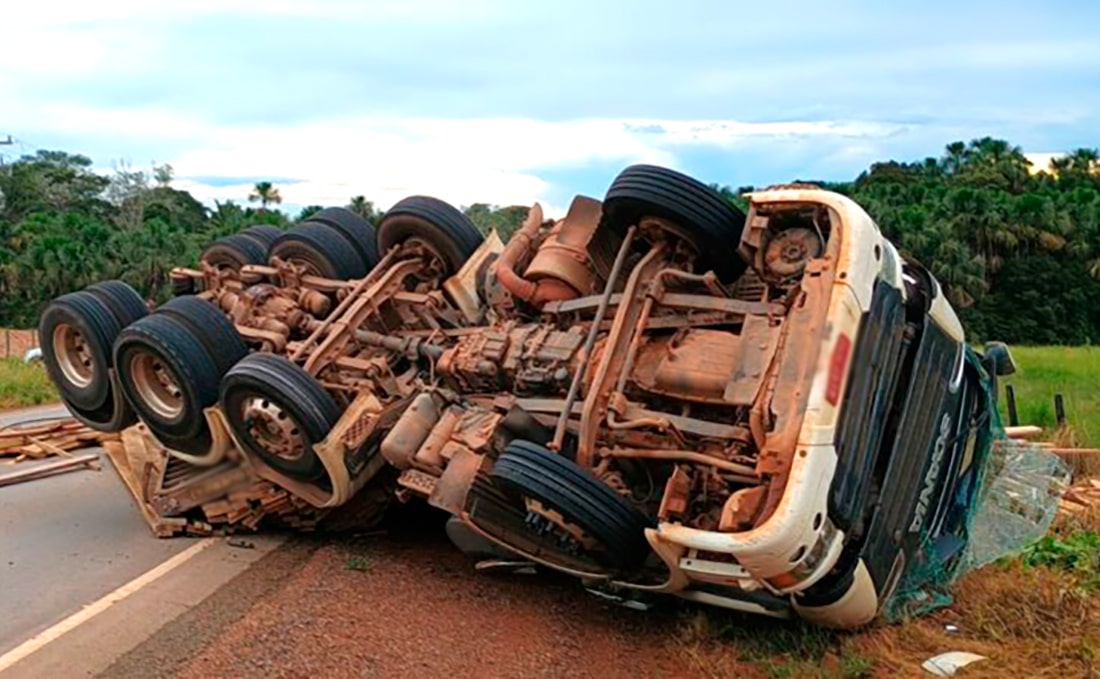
[1050,448,1100,457]
[27,436,76,458]
[0,453,100,487]
[1004,425,1043,439]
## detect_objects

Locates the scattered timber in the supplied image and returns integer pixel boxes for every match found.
[0,452,100,487]
[1060,478,1100,515]
[105,424,330,538]
[0,418,119,464]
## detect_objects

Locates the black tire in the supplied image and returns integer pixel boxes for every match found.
[157,296,248,376]
[306,208,380,271]
[600,164,748,282]
[87,280,149,327]
[491,440,653,570]
[64,392,138,433]
[378,195,484,275]
[114,314,222,453]
[39,291,124,411]
[269,222,368,280]
[239,225,282,251]
[220,353,341,481]
[201,233,268,270]
[171,274,196,297]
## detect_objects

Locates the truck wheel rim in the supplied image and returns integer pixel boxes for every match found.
[129,352,184,419]
[242,396,306,462]
[53,324,94,388]
[287,257,325,278]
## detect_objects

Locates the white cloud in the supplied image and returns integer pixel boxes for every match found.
[1,83,900,214]
[6,1,1092,215]
[147,115,894,213]
[1025,152,1064,175]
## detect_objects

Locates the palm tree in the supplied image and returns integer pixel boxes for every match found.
[249,181,282,213]
[943,141,967,174]
[1069,148,1099,174]
[962,137,1031,193]
[347,195,378,222]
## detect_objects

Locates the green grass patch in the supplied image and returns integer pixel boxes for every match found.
[1022,530,1100,588]
[1000,345,1100,447]
[345,554,373,572]
[0,359,58,410]
[678,609,875,678]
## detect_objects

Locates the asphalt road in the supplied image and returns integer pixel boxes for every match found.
[0,404,192,657]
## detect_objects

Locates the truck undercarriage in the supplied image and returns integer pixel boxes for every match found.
[39,165,1002,627]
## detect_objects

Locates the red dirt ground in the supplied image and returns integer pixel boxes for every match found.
[174,533,696,678]
[102,505,1097,678]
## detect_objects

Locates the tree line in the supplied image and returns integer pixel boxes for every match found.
[718,138,1100,344]
[0,151,529,327]
[1,140,1098,344]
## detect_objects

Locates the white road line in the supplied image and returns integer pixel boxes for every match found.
[0,538,216,673]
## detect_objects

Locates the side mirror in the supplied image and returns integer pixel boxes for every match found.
[982,341,1017,377]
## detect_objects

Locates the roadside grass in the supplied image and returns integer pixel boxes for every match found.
[676,505,1100,677]
[1001,345,1100,448]
[0,358,57,409]
[676,610,877,678]
[676,550,1100,677]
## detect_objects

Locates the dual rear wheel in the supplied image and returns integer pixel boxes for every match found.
[45,286,338,477]
[182,225,286,295]
[108,294,335,477]
[196,197,485,287]
[113,296,248,455]
[270,198,485,281]
[38,281,149,431]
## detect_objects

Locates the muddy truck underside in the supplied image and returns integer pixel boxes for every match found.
[39,165,1001,628]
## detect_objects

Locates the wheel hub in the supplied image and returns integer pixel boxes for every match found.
[404,237,448,285]
[523,498,599,555]
[53,323,94,388]
[129,352,183,419]
[763,227,822,279]
[242,396,305,462]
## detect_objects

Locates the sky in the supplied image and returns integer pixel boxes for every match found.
[3,0,1099,216]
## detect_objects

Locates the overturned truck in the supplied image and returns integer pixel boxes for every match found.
[39,166,1013,628]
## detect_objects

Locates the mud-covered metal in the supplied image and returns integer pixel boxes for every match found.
[41,176,1020,629]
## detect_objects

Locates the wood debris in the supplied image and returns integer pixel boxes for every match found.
[1059,478,1100,515]
[1048,447,1100,458]
[0,418,120,464]
[1004,425,1043,439]
[0,452,100,487]
[104,423,328,538]
[1006,423,1100,516]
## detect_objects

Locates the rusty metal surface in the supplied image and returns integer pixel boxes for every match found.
[50,180,911,625]
[577,241,668,466]
[632,329,741,404]
[525,195,602,295]
[722,315,782,406]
